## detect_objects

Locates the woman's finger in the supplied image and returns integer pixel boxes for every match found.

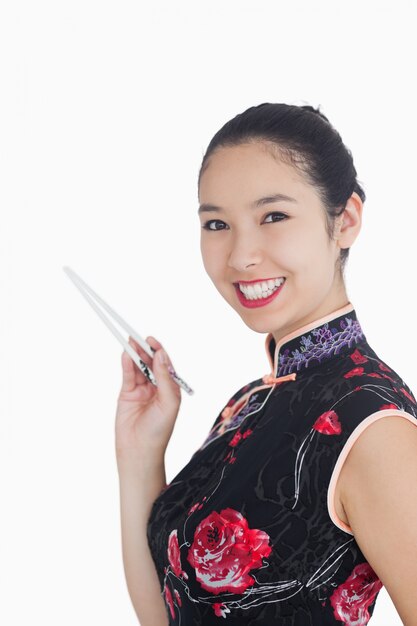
[125,336,154,385]
[146,335,162,352]
[120,344,138,393]
[128,336,153,365]
[146,336,174,366]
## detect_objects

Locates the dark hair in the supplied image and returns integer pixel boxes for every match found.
[197,102,366,278]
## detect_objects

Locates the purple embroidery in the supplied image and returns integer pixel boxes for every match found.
[277,316,365,376]
[227,394,263,429]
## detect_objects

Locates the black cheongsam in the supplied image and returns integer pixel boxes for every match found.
[146,302,417,625]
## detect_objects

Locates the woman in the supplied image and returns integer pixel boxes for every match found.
[115,103,417,625]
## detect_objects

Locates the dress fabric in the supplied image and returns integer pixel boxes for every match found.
[146,303,417,625]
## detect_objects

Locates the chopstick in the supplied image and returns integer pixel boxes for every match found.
[63,266,194,396]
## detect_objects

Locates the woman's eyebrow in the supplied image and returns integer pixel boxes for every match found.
[198,193,298,214]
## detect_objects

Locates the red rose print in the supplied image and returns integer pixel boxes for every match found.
[344,367,365,378]
[225,428,254,462]
[313,410,342,435]
[174,588,182,607]
[400,387,416,404]
[187,508,272,594]
[229,431,242,447]
[330,562,383,625]
[293,410,342,507]
[164,583,176,619]
[378,362,391,372]
[223,450,235,463]
[229,428,253,448]
[188,497,207,514]
[380,403,398,410]
[380,373,396,382]
[350,349,368,365]
[367,373,383,378]
[167,529,188,579]
[213,602,231,617]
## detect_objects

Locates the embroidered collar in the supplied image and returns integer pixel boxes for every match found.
[264,302,366,379]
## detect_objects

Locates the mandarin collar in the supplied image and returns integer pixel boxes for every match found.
[264,302,366,378]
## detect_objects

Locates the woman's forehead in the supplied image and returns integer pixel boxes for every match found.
[198,148,319,210]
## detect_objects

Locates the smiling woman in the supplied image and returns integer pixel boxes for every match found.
[116,102,417,626]
[197,142,363,343]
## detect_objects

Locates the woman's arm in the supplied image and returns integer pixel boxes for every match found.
[117,450,169,626]
[339,415,417,626]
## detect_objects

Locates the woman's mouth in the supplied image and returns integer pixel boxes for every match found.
[234,278,286,308]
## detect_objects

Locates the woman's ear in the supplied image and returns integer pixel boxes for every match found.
[336,192,363,249]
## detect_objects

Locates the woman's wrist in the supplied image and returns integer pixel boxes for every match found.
[116,446,165,476]
[117,453,167,512]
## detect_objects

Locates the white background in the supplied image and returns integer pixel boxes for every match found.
[1,1,416,624]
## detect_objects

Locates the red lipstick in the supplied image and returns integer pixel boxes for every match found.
[234,279,286,309]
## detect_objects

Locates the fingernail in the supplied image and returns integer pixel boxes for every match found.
[159,350,167,364]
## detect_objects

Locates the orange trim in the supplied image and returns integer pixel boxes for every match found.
[327,409,417,535]
[262,372,297,385]
[220,381,281,430]
[264,301,355,373]
[221,374,298,428]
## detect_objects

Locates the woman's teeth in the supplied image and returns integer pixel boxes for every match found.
[238,278,285,300]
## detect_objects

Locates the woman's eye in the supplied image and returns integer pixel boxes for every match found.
[202,220,227,231]
[201,212,287,231]
[263,212,288,223]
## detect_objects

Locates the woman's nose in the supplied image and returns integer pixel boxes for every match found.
[227,235,263,271]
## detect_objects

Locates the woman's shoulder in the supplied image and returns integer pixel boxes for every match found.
[309,342,417,492]
[331,343,417,426]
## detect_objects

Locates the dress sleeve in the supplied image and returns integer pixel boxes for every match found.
[325,376,417,535]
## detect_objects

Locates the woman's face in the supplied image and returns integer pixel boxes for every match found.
[198,142,361,342]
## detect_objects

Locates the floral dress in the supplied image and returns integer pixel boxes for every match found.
[146,302,417,625]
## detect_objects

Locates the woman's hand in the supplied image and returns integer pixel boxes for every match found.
[115,335,182,462]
